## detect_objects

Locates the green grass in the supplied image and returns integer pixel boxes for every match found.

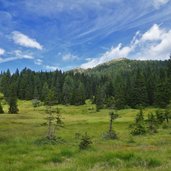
[0,100,170,171]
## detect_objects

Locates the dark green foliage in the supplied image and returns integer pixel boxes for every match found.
[130,109,146,135]
[95,86,106,111]
[0,59,171,108]
[8,97,19,114]
[35,136,64,145]
[155,81,170,107]
[41,82,49,103]
[6,83,19,114]
[155,110,165,124]
[0,102,4,114]
[130,72,148,108]
[79,132,92,150]
[147,113,158,134]
[155,109,170,128]
[62,75,75,105]
[164,109,170,123]
[73,81,86,105]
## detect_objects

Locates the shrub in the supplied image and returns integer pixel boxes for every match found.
[155,110,165,124]
[147,113,158,134]
[79,132,92,150]
[130,109,146,135]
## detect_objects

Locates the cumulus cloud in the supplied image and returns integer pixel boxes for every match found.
[81,24,171,69]
[0,48,5,55]
[12,31,43,50]
[62,53,79,61]
[81,44,133,69]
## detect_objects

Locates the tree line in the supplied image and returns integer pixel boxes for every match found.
[0,58,171,110]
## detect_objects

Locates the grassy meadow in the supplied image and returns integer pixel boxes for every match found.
[0,100,171,171]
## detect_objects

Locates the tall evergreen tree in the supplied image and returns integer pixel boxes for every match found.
[130,71,148,108]
[7,83,19,114]
[95,86,106,111]
[155,81,170,107]
[41,82,49,102]
[62,75,74,104]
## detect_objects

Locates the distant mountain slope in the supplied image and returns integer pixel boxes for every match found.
[70,58,168,77]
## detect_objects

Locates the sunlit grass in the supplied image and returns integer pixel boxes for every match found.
[0,100,170,171]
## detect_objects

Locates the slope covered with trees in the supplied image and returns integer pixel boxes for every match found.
[0,58,171,109]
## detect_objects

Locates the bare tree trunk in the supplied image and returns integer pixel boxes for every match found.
[109,117,113,134]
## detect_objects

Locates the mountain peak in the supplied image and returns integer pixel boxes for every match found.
[99,57,129,66]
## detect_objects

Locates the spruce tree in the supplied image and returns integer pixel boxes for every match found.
[155,82,170,107]
[95,86,105,111]
[41,82,49,103]
[147,113,158,134]
[62,75,75,104]
[6,83,19,114]
[8,97,19,114]
[130,109,146,135]
[130,71,148,108]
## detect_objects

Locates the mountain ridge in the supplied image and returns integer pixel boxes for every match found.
[70,57,129,73]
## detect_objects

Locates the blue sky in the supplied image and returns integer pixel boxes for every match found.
[0,0,171,71]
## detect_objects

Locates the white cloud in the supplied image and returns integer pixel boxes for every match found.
[0,50,34,64]
[81,44,133,69]
[45,65,58,71]
[62,53,79,61]
[0,48,5,55]
[33,58,58,71]
[137,24,171,60]
[152,0,170,8]
[34,59,43,65]
[141,24,162,41]
[13,50,34,59]
[81,24,171,69]
[12,31,43,50]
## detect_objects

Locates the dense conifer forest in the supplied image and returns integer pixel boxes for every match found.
[1,58,171,109]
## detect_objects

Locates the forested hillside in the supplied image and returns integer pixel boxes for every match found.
[0,58,171,109]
